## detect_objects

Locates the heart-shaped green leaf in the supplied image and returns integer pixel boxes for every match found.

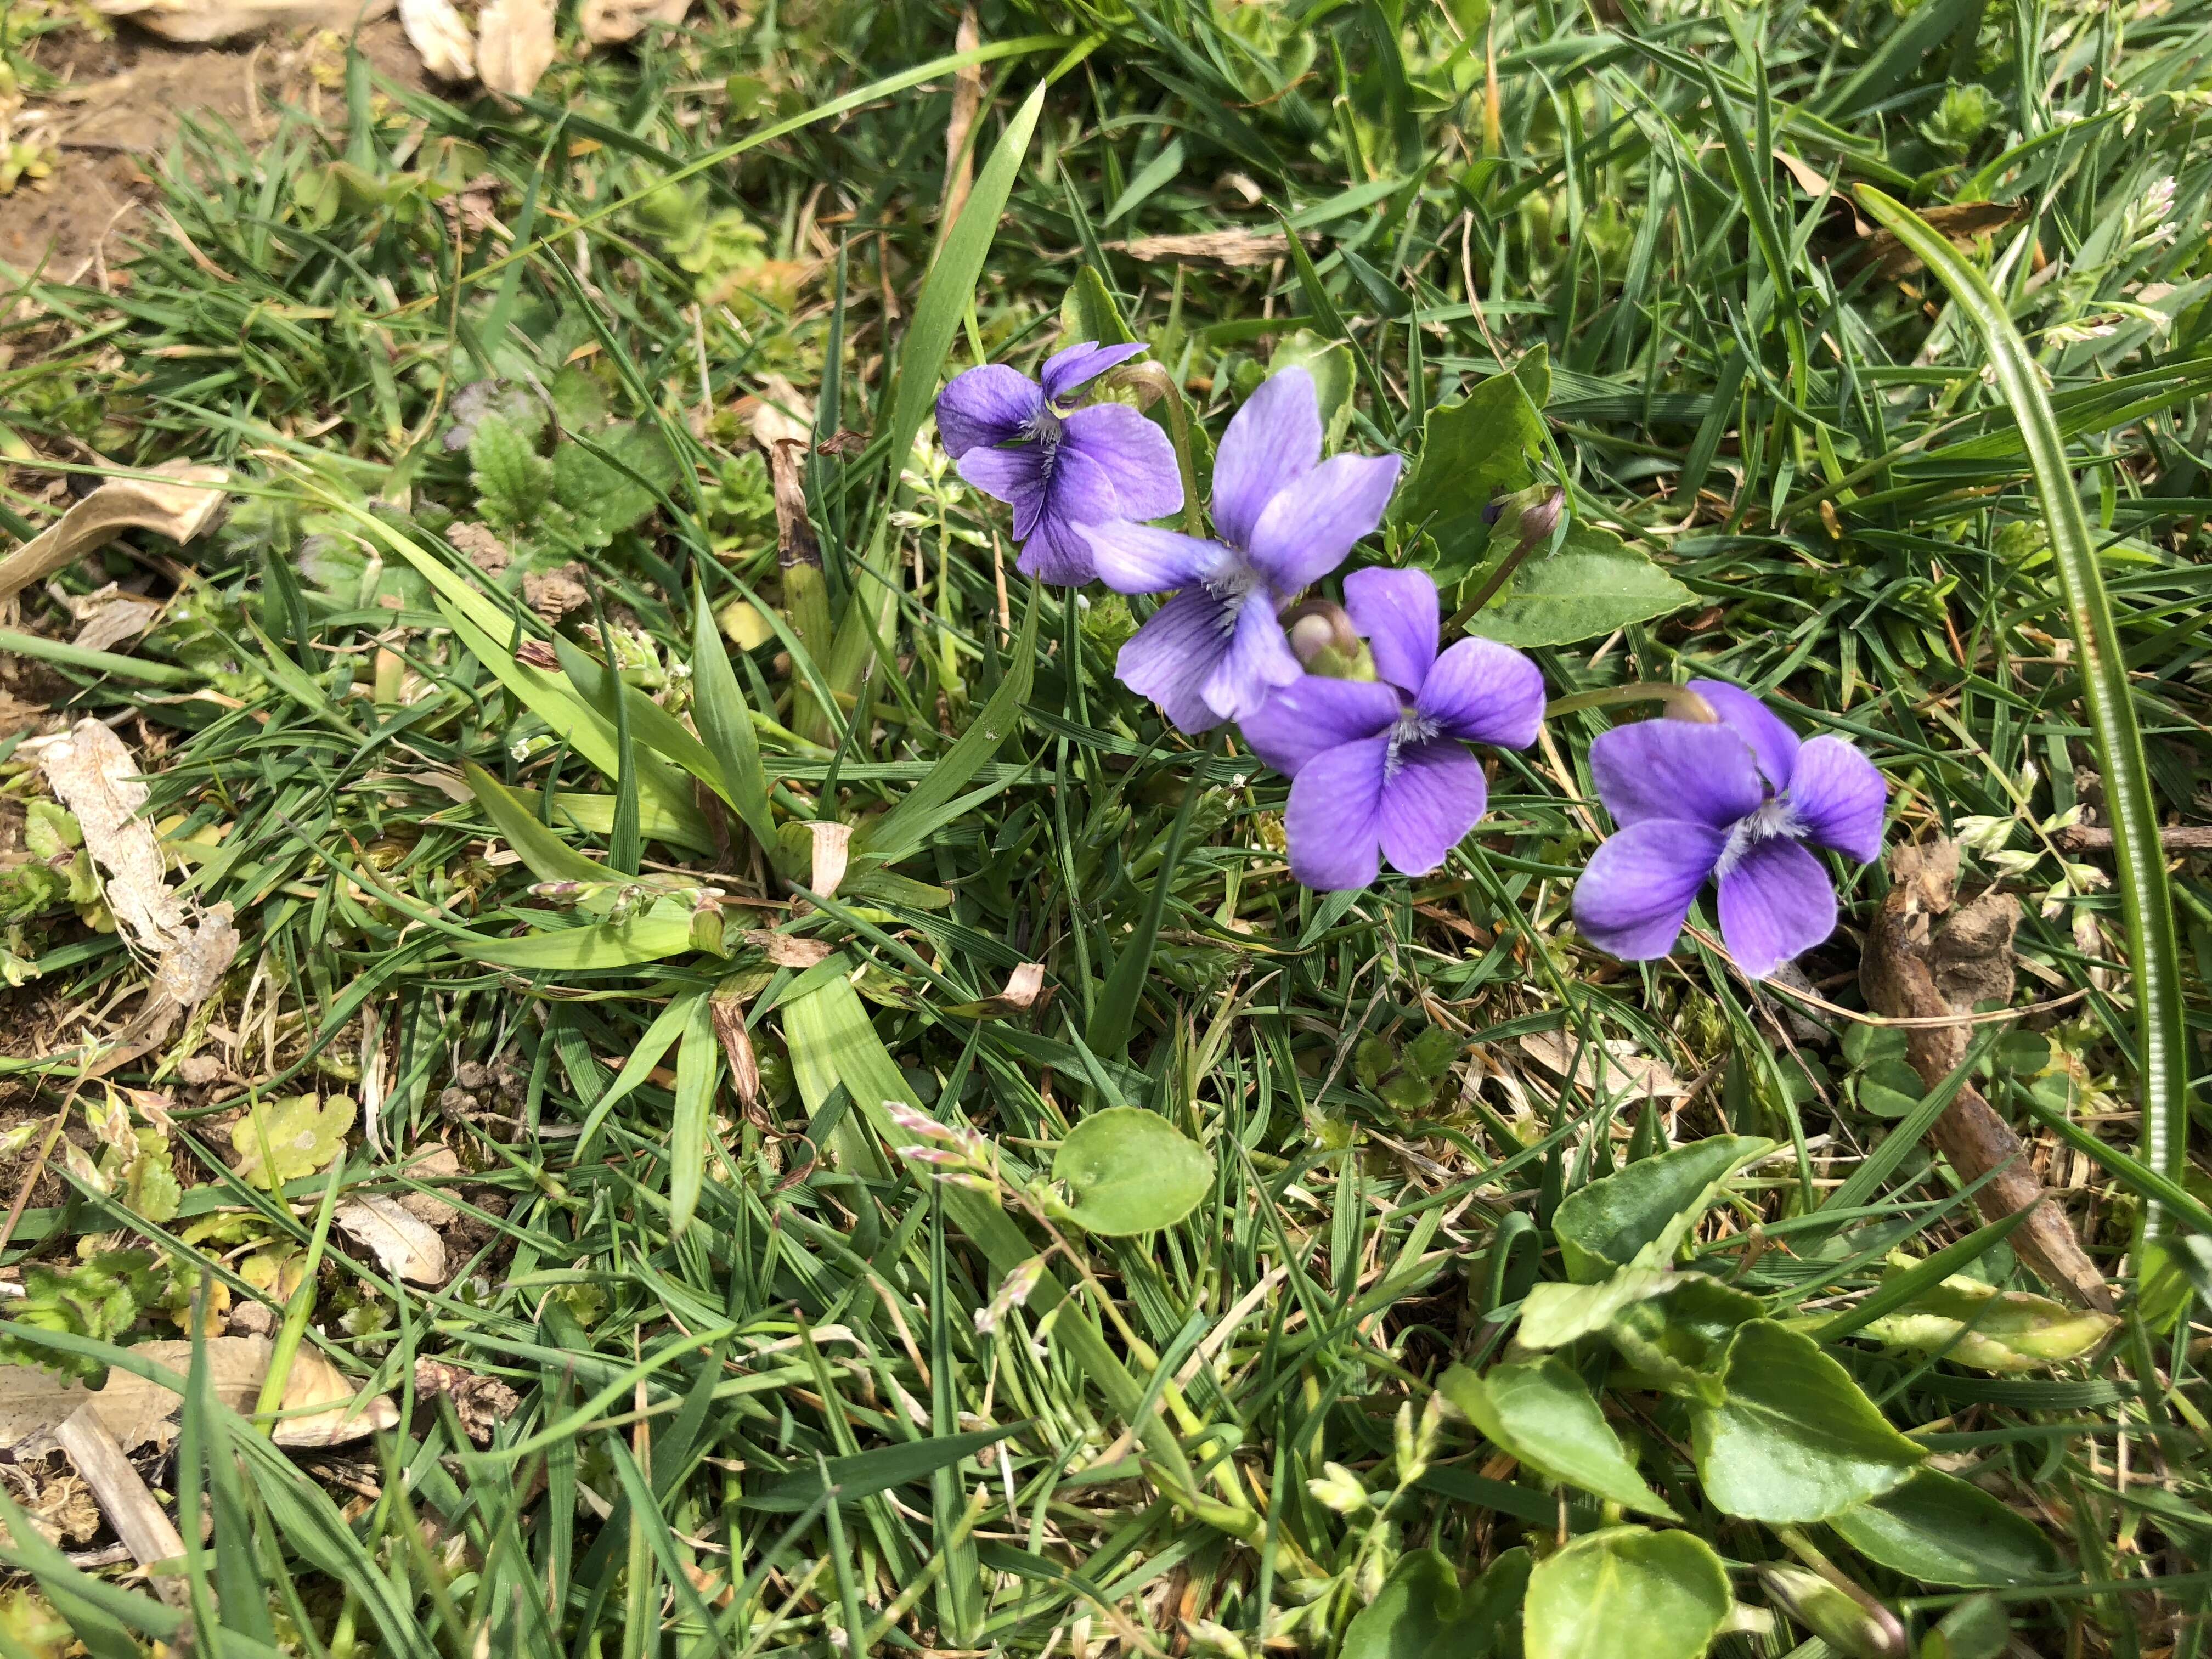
[1440,1358,1675,1518]
[1691,1320,1924,1521]
[230,1094,356,1189]
[1052,1108,1211,1237]
[1523,1526,1729,1659]
[1554,1135,1774,1283]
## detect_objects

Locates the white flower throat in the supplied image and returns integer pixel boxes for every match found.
[1715,794,1803,877]
[1384,708,1441,778]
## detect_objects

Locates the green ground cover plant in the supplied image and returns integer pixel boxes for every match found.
[0,0,2207,1654]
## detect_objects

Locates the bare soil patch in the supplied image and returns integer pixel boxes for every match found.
[0,18,426,280]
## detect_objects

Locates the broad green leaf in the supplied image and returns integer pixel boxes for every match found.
[1517,1262,1684,1350]
[667,992,719,1238]
[1396,357,1545,560]
[230,1094,354,1188]
[1852,1260,2118,1373]
[689,578,775,845]
[1829,1469,2064,1588]
[460,915,696,970]
[1920,1594,2012,1659]
[1269,330,1356,444]
[1438,1358,1675,1518]
[1342,1549,1512,1659]
[506,786,713,853]
[887,79,1048,478]
[1691,1320,1924,1521]
[553,422,678,547]
[1553,1135,1774,1283]
[853,597,1037,867]
[462,761,608,887]
[1052,1108,1212,1237]
[1466,528,1692,650]
[746,1423,1024,1513]
[1606,1275,1762,1404]
[1523,1526,1729,1659]
[1059,266,1136,346]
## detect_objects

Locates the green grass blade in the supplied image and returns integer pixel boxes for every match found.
[877,78,1049,493]
[690,578,775,846]
[1855,185,2192,1265]
[851,597,1037,867]
[668,991,720,1238]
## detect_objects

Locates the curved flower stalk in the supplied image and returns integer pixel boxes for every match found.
[1571,682,1887,979]
[1239,569,1544,890]
[1082,367,1402,730]
[936,341,1183,584]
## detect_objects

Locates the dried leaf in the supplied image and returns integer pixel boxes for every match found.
[744,930,833,969]
[710,989,762,1113]
[475,0,556,97]
[1862,840,2113,1312]
[86,0,392,42]
[397,1144,461,1226]
[412,1358,519,1442]
[335,1194,448,1284]
[400,0,476,80]
[0,461,227,607]
[26,720,239,1014]
[1110,230,1317,269]
[1845,202,2027,280]
[941,3,983,228]
[65,585,165,654]
[808,821,851,900]
[945,962,1047,1020]
[742,380,821,573]
[0,1337,395,1455]
[1518,1031,1684,1102]
[577,0,687,42]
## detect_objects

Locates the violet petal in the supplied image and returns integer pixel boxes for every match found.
[1342,566,1440,695]
[1200,596,1302,721]
[1041,340,1147,403]
[1115,590,1233,733]
[1082,521,1234,596]
[1061,402,1184,522]
[1016,514,1098,586]
[957,444,1047,539]
[1589,718,1763,832]
[1417,636,1545,750]
[1687,679,1802,791]
[1572,819,1729,962]
[1285,736,1390,890]
[1715,834,1837,979]
[1786,735,1886,864]
[937,365,1042,457]
[1238,676,1400,777]
[1212,367,1321,550]
[1377,740,1489,877]
[1245,451,1403,594]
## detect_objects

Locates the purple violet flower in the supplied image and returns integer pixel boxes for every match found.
[936,341,1184,585]
[1238,568,1544,890]
[1571,681,1888,979]
[1080,366,1402,730]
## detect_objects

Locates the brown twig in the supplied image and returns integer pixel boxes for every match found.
[1860,842,2114,1311]
[2057,823,2212,852]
